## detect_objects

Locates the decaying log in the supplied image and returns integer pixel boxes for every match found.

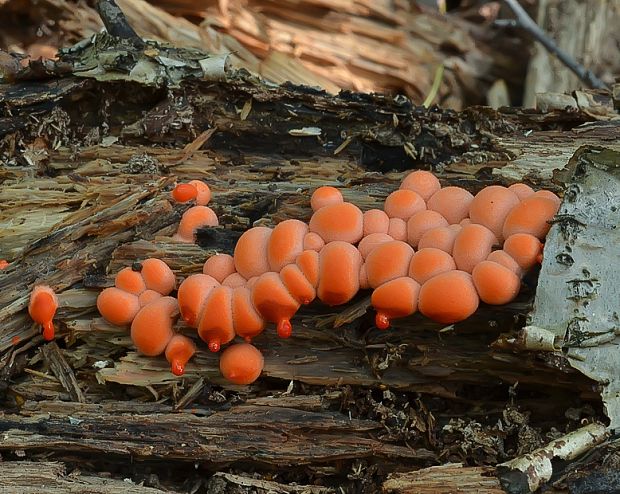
[1,18,620,492]
[0,400,435,466]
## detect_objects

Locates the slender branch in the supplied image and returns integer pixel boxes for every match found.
[95,0,144,45]
[500,0,608,90]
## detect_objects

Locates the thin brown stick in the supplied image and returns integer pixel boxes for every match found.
[499,0,608,90]
[95,0,144,45]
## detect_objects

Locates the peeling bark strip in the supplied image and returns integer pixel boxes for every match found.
[526,147,620,429]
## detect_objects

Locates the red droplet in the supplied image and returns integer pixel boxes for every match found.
[42,321,55,341]
[171,361,185,376]
[208,340,221,352]
[375,313,390,330]
[277,319,292,339]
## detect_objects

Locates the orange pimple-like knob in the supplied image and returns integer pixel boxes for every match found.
[383,189,426,220]
[174,206,219,243]
[310,186,343,212]
[508,183,535,200]
[232,286,265,342]
[418,270,479,324]
[418,224,462,254]
[387,217,407,242]
[400,170,441,202]
[280,264,316,305]
[198,285,235,352]
[309,202,364,244]
[296,250,320,288]
[172,183,198,203]
[408,247,456,285]
[138,289,162,307]
[141,258,176,295]
[177,274,219,327]
[502,196,559,240]
[130,296,177,356]
[317,241,362,306]
[252,272,300,338]
[28,285,58,341]
[427,186,474,224]
[268,219,308,272]
[363,209,390,236]
[114,267,146,295]
[469,185,520,242]
[357,233,394,259]
[371,277,420,330]
[503,233,544,271]
[365,240,414,289]
[303,232,325,252]
[452,224,498,273]
[97,287,141,326]
[203,254,236,283]
[406,210,449,248]
[0,259,9,269]
[472,261,521,305]
[234,226,273,280]
[188,180,212,206]
[219,343,264,385]
[165,334,197,376]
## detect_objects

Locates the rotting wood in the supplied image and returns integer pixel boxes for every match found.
[205,472,335,494]
[383,462,504,494]
[0,461,179,494]
[206,472,337,494]
[0,0,532,107]
[0,402,436,466]
[40,341,85,403]
[1,17,619,493]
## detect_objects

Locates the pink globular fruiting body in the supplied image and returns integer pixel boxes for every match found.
[94,171,561,384]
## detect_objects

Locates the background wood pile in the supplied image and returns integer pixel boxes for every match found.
[0,0,534,108]
[1,2,620,493]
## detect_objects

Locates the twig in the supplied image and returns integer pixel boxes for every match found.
[423,64,445,108]
[499,0,608,90]
[95,0,145,46]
